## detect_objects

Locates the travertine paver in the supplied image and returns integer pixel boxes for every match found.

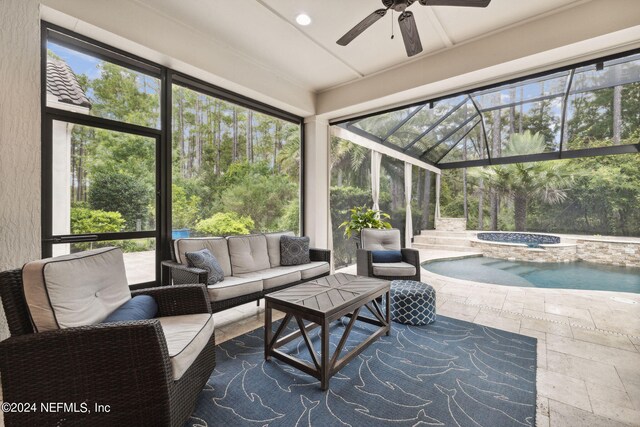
[213,249,640,426]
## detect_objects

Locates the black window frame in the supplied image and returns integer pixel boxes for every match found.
[41,22,305,289]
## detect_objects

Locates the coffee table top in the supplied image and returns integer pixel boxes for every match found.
[266,273,389,316]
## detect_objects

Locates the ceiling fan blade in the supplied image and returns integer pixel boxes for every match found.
[418,0,491,7]
[337,9,387,46]
[398,11,423,57]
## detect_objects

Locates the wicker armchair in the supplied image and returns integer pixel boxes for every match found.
[0,249,216,427]
[357,228,421,281]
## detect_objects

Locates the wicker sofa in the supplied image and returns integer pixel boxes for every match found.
[0,247,216,427]
[162,231,331,313]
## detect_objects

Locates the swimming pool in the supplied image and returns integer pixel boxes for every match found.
[423,256,640,294]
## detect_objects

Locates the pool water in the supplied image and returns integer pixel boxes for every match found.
[423,257,640,294]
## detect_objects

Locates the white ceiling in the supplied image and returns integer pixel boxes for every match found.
[132,0,586,92]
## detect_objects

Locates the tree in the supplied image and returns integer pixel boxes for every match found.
[478,131,571,231]
[88,173,152,230]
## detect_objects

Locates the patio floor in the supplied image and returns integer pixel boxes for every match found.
[213,249,640,427]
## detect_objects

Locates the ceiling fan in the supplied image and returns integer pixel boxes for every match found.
[337,0,491,57]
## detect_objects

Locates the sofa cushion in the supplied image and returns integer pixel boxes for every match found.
[298,261,331,280]
[227,234,270,274]
[236,267,301,291]
[206,276,263,302]
[280,236,310,266]
[158,313,214,380]
[22,247,131,332]
[174,237,232,277]
[372,262,417,277]
[361,228,401,251]
[102,295,158,323]
[185,249,225,285]
[264,231,295,267]
[371,250,403,263]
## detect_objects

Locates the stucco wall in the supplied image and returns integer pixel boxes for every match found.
[0,0,41,340]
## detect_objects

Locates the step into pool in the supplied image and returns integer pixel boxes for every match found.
[423,257,640,294]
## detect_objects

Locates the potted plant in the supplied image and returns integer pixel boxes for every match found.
[339,205,392,249]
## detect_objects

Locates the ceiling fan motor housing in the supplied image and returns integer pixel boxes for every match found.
[382,0,415,12]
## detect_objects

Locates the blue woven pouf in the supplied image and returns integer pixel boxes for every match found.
[389,280,436,325]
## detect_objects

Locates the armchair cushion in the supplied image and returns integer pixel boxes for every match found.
[174,237,232,276]
[102,295,158,323]
[158,313,214,380]
[372,262,417,277]
[280,236,310,266]
[264,231,295,267]
[185,248,225,285]
[22,247,130,332]
[371,250,403,263]
[361,228,402,251]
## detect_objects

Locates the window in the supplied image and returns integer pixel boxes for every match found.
[42,24,304,287]
[170,82,302,238]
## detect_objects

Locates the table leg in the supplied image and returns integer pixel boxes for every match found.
[385,290,391,336]
[265,301,272,361]
[320,319,330,391]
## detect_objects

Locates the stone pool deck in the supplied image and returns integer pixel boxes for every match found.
[213,248,640,427]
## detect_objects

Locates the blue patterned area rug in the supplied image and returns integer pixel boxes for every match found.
[187,315,537,427]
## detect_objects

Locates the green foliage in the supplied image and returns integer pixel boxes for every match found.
[172,184,201,229]
[220,168,296,232]
[195,212,254,236]
[339,205,392,239]
[88,173,152,230]
[70,207,125,234]
[277,198,300,233]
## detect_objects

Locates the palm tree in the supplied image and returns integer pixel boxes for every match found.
[479,131,571,231]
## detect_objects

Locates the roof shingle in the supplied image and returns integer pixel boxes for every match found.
[46,59,91,109]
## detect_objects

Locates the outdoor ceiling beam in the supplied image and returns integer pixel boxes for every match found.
[380,104,425,142]
[332,125,441,174]
[419,114,479,159]
[434,119,482,164]
[467,95,492,165]
[438,143,639,169]
[559,69,576,156]
[401,97,468,153]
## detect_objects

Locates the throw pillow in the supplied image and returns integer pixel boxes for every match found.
[371,250,402,263]
[185,248,225,286]
[102,295,158,323]
[280,236,310,266]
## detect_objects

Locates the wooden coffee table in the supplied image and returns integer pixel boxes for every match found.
[264,273,390,390]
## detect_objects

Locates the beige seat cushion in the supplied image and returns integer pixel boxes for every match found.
[372,262,416,277]
[173,237,232,277]
[236,267,301,290]
[158,313,214,380]
[227,234,270,274]
[296,261,331,279]
[361,228,402,251]
[264,231,295,267]
[207,276,263,302]
[22,247,130,332]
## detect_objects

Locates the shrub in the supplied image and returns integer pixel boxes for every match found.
[195,212,254,236]
[88,173,151,230]
[71,207,125,234]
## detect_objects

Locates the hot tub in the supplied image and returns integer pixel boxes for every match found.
[470,232,577,263]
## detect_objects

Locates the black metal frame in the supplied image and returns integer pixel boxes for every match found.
[331,46,640,169]
[41,22,306,288]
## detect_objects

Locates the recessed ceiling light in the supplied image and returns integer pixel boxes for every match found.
[296,14,311,26]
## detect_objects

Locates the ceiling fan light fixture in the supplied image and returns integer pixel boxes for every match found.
[295,13,312,26]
